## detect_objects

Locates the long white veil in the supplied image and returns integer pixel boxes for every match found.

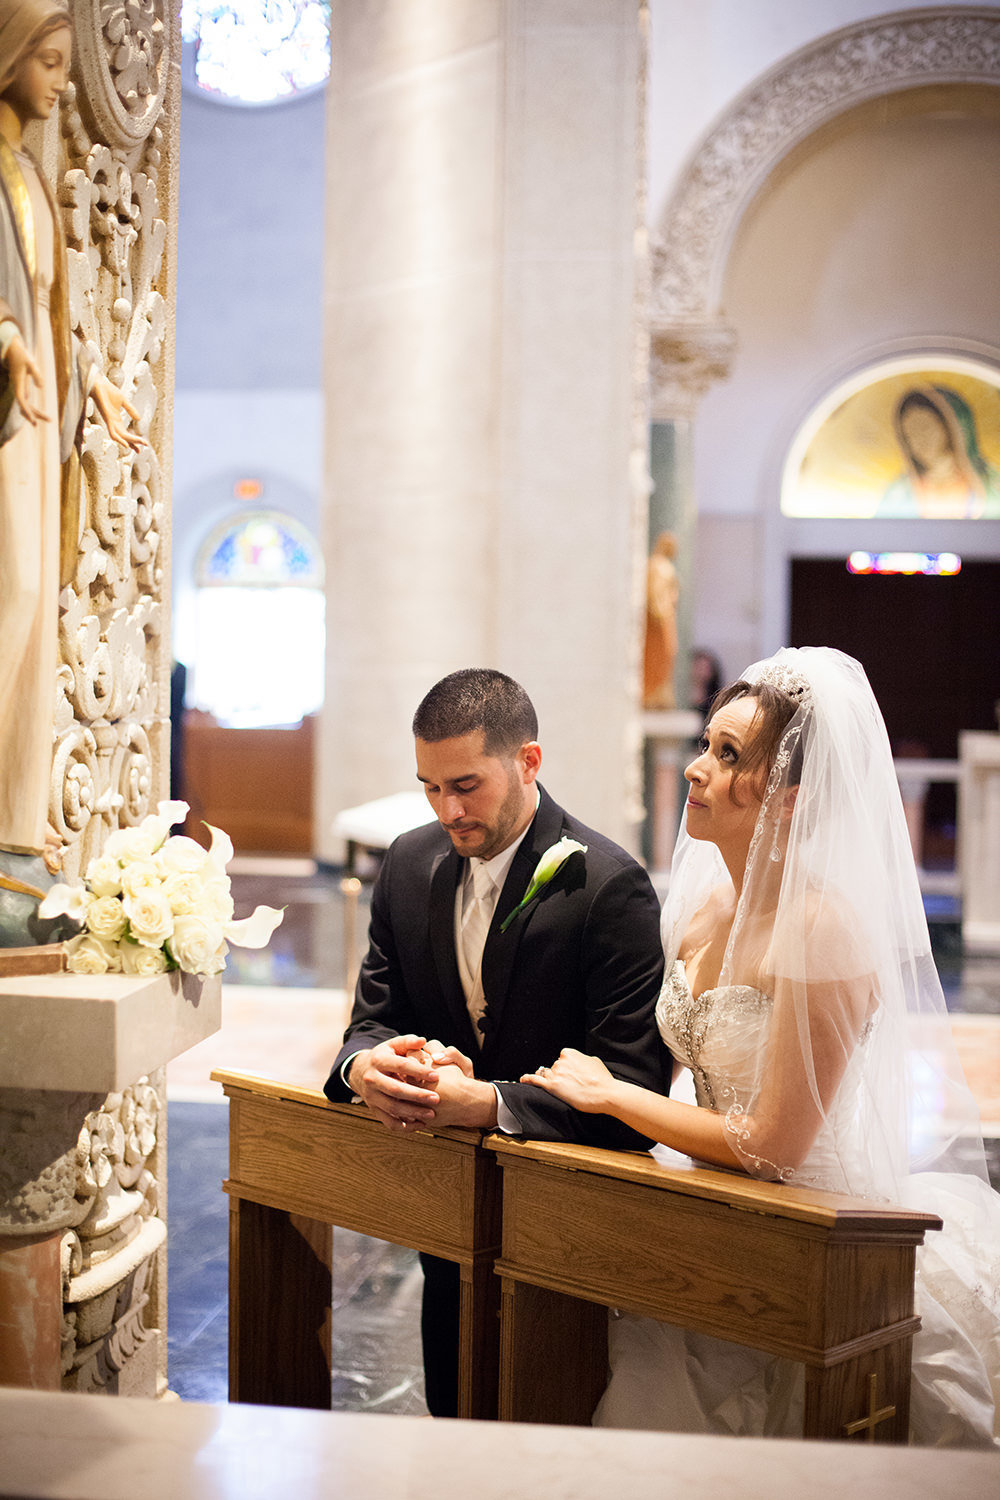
[660,646,988,1201]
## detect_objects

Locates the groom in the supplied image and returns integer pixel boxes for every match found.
[324,667,667,1414]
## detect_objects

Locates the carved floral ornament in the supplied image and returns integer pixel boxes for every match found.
[49,2,170,881]
[73,0,168,149]
[649,6,1000,413]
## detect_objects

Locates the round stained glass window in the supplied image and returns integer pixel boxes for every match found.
[181,1,331,104]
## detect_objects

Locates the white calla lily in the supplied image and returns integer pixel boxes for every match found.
[205,823,235,872]
[38,883,89,923]
[156,800,190,829]
[224,905,284,949]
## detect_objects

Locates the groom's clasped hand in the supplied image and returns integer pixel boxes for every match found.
[348,1033,488,1134]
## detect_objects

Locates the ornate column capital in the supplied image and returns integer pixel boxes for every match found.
[649,321,736,421]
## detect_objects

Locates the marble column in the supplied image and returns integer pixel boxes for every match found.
[319,0,650,853]
[642,322,735,866]
[960,731,1000,953]
[0,1235,62,1390]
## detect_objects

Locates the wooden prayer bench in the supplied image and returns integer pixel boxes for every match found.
[486,1136,942,1442]
[213,1072,940,1439]
[211,1070,502,1418]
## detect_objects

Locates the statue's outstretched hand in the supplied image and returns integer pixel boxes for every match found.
[91,373,147,453]
[5,336,49,425]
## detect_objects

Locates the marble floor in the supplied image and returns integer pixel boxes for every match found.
[166,861,429,1413]
[164,859,1000,1410]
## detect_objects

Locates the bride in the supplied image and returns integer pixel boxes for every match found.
[523,647,1000,1446]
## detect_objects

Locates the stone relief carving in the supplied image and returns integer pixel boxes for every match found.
[651,8,1000,331]
[52,1,170,882]
[0,0,177,1397]
[64,1248,162,1392]
[72,0,168,149]
[59,1077,165,1392]
[0,1088,104,1233]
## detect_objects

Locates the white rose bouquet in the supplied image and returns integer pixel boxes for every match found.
[38,801,283,978]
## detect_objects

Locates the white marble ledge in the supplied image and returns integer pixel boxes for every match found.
[0,971,221,1093]
[642,708,704,741]
[332,790,435,850]
[0,1390,997,1500]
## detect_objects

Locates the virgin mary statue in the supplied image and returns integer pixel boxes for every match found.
[0,0,142,870]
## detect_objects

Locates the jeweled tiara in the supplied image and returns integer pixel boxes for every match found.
[756,659,813,707]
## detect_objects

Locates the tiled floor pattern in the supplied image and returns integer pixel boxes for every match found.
[165,863,1000,1411]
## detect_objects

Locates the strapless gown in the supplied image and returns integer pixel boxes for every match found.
[592,962,1000,1446]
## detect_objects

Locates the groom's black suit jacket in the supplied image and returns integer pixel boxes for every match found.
[324,785,668,1148]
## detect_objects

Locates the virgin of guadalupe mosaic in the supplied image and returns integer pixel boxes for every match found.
[782,357,1000,520]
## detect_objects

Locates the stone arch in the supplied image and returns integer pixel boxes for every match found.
[651,6,1000,331]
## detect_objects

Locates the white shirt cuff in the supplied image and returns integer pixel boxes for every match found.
[340,1049,363,1100]
[493,1085,521,1135]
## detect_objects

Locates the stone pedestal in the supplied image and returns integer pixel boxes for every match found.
[960,731,1000,952]
[0,1234,62,1391]
[0,973,221,1396]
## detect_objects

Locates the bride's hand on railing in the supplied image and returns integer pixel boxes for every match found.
[521,1049,617,1114]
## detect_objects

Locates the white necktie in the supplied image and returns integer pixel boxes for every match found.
[461,861,494,1034]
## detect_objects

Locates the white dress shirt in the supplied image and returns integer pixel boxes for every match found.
[342,793,539,1135]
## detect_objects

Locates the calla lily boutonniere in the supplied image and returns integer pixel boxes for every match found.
[499,836,588,933]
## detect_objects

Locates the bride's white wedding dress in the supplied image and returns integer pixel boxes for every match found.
[593,961,1000,1446]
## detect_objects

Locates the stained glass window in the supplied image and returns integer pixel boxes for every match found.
[196,511,323,588]
[193,511,325,728]
[181,1,331,104]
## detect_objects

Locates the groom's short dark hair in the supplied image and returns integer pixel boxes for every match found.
[413,668,538,757]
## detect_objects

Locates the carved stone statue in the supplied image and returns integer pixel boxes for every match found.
[0,0,143,897]
[642,530,680,710]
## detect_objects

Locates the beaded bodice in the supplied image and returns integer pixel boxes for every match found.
[657,958,875,1194]
[655,960,771,1113]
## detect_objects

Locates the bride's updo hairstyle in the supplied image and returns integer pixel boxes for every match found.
[706,680,802,804]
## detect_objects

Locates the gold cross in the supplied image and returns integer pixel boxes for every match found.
[843,1372,897,1441]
